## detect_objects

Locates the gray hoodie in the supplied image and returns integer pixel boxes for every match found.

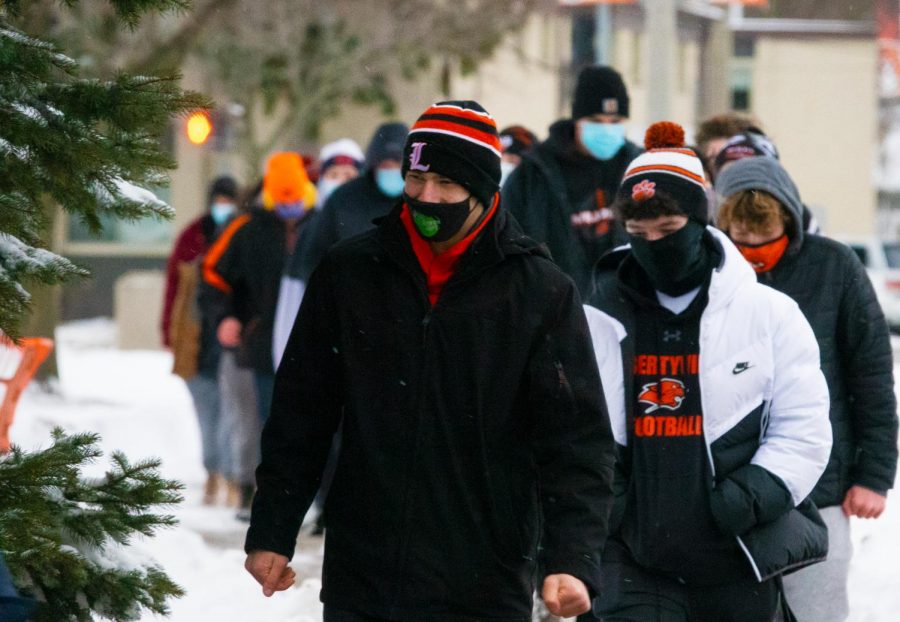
[714,156,805,254]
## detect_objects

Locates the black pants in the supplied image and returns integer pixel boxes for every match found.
[579,540,779,622]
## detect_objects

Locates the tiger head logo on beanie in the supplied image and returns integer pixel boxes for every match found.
[618,121,709,224]
[262,151,317,215]
[401,100,502,208]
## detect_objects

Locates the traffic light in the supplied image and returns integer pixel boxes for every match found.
[186,111,213,145]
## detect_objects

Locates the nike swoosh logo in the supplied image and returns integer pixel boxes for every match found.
[732,362,753,375]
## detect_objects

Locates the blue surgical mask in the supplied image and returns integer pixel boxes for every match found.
[579,122,626,161]
[275,200,305,219]
[375,168,404,198]
[210,202,236,225]
[317,178,342,207]
[500,161,517,187]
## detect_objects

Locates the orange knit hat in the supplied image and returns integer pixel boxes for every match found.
[262,151,317,209]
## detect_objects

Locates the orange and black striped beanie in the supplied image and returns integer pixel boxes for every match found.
[618,121,709,224]
[402,100,502,207]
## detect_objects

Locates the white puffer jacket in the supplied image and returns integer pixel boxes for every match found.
[585,227,832,580]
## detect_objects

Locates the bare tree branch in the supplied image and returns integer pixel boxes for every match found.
[126,0,242,73]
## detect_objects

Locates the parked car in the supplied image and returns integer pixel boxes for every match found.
[835,236,900,331]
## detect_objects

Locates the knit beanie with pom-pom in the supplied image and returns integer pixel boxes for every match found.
[617,121,709,223]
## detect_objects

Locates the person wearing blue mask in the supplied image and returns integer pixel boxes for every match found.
[315,138,365,209]
[502,65,642,296]
[279,121,409,307]
[162,174,245,507]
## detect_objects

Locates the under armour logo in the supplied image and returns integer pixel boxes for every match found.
[632,179,656,201]
[662,330,681,342]
[732,361,753,375]
[408,142,430,172]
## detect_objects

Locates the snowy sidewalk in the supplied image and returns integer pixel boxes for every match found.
[13,320,324,621]
[10,318,900,621]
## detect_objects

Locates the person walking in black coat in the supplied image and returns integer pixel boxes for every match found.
[203,152,318,423]
[288,121,409,284]
[272,123,409,369]
[244,100,616,621]
[716,156,899,622]
[502,65,642,296]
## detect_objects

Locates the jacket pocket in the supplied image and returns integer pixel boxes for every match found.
[737,498,828,581]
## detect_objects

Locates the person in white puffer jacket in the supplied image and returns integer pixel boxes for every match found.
[580,121,831,622]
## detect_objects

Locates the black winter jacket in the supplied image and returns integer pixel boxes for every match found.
[201,209,313,374]
[246,206,616,621]
[716,157,898,507]
[502,119,641,296]
[761,235,898,506]
[288,170,399,282]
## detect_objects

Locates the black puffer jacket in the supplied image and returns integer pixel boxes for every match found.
[246,206,616,621]
[502,119,641,296]
[716,158,899,507]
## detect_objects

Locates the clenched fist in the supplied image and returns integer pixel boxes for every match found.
[542,573,591,617]
[245,550,295,597]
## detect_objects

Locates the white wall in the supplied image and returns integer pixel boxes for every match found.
[751,36,878,235]
[318,12,572,147]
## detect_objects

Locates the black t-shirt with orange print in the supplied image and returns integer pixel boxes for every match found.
[617,257,749,586]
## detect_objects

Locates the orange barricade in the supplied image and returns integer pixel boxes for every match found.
[0,336,54,453]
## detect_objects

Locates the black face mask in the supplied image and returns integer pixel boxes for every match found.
[629,220,712,296]
[404,193,473,243]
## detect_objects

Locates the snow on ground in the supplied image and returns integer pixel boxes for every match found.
[8,318,900,621]
[11,319,322,621]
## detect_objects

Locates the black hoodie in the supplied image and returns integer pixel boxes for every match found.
[502,119,641,296]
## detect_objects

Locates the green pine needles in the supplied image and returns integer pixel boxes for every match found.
[0,0,207,339]
[1,1,206,618]
[0,428,185,620]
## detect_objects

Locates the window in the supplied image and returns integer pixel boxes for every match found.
[732,88,750,110]
[63,124,175,255]
[733,34,756,58]
[730,63,753,111]
[883,242,900,268]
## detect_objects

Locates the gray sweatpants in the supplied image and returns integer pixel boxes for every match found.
[218,350,260,485]
[781,505,852,622]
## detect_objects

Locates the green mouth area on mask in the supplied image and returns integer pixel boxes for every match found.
[413,210,440,238]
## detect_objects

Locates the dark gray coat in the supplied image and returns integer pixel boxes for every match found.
[716,157,898,507]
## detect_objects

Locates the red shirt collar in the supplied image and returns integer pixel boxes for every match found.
[399,193,499,305]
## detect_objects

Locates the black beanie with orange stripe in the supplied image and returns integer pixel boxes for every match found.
[402,100,502,207]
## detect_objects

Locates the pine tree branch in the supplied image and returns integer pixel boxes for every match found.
[0,428,184,621]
